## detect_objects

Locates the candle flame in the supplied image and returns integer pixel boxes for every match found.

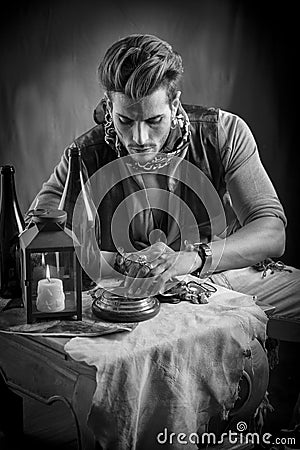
[42,253,45,266]
[46,264,51,282]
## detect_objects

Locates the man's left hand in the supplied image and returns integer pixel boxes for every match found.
[123,242,202,297]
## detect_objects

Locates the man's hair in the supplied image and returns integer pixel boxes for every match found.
[98,34,183,102]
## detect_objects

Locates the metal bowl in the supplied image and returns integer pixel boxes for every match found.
[92,289,160,323]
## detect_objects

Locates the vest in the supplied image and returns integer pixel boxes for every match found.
[74,104,237,251]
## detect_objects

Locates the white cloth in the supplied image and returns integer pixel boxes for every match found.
[64,279,267,450]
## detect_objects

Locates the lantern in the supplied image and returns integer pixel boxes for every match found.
[19,209,82,323]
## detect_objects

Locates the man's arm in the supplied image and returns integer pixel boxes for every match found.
[210,216,285,272]
[26,148,69,217]
[129,112,287,294]
[213,110,286,269]
[133,215,285,296]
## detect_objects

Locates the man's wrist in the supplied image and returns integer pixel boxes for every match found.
[194,251,203,272]
[190,242,213,278]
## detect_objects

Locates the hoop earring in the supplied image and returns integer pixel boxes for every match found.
[170,116,178,130]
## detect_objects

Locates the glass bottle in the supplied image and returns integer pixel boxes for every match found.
[0,165,25,298]
[58,145,101,289]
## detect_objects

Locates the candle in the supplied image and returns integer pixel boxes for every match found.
[55,252,60,276]
[36,265,65,312]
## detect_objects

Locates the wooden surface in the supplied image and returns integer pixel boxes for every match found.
[0,297,273,449]
[0,332,97,450]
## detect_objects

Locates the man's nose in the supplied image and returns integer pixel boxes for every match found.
[132,122,149,146]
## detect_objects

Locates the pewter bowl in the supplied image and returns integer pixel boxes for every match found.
[91,288,160,323]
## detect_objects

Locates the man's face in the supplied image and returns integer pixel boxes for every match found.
[107,87,180,164]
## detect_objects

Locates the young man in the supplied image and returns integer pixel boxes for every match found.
[29,33,299,339]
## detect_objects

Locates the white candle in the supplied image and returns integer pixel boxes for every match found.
[55,252,60,276]
[36,265,65,312]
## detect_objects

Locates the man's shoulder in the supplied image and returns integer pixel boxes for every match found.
[72,124,116,169]
[75,124,106,149]
[183,104,220,123]
[184,104,242,126]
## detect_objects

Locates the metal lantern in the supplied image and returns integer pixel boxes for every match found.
[19,209,82,323]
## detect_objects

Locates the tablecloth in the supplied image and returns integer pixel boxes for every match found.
[64,276,268,450]
[0,293,136,336]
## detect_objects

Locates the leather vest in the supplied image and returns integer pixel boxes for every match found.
[75,104,237,251]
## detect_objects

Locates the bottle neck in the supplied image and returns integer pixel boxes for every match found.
[58,147,84,217]
[68,148,82,173]
[0,167,25,232]
[1,171,18,208]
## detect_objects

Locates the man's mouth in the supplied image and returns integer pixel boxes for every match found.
[129,146,154,154]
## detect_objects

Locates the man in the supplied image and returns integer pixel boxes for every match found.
[30,33,299,338]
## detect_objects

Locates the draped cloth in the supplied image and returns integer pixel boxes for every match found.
[64,277,267,450]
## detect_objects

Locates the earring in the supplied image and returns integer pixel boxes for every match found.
[170,116,178,130]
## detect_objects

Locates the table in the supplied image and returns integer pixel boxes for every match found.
[0,335,269,450]
[0,333,97,449]
[0,282,269,450]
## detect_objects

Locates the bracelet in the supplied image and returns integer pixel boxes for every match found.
[188,242,212,278]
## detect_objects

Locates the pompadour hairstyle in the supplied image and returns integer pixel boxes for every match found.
[98,34,183,102]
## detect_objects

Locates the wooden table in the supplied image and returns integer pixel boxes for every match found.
[0,332,269,450]
[0,290,271,450]
[0,333,97,449]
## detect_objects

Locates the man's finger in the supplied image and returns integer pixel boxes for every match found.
[123,262,141,287]
[129,276,156,298]
[150,261,169,276]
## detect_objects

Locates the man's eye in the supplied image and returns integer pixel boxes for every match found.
[147,117,162,125]
[118,116,162,125]
[119,117,133,125]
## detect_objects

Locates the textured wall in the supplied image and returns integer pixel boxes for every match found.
[0,0,298,263]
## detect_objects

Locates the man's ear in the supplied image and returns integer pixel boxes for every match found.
[171,91,181,116]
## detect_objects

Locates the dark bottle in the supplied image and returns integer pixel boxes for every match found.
[59,145,87,229]
[0,165,25,298]
[58,145,101,289]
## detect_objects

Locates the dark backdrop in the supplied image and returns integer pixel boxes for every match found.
[0,0,298,265]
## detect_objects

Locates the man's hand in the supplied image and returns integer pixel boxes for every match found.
[121,242,202,297]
